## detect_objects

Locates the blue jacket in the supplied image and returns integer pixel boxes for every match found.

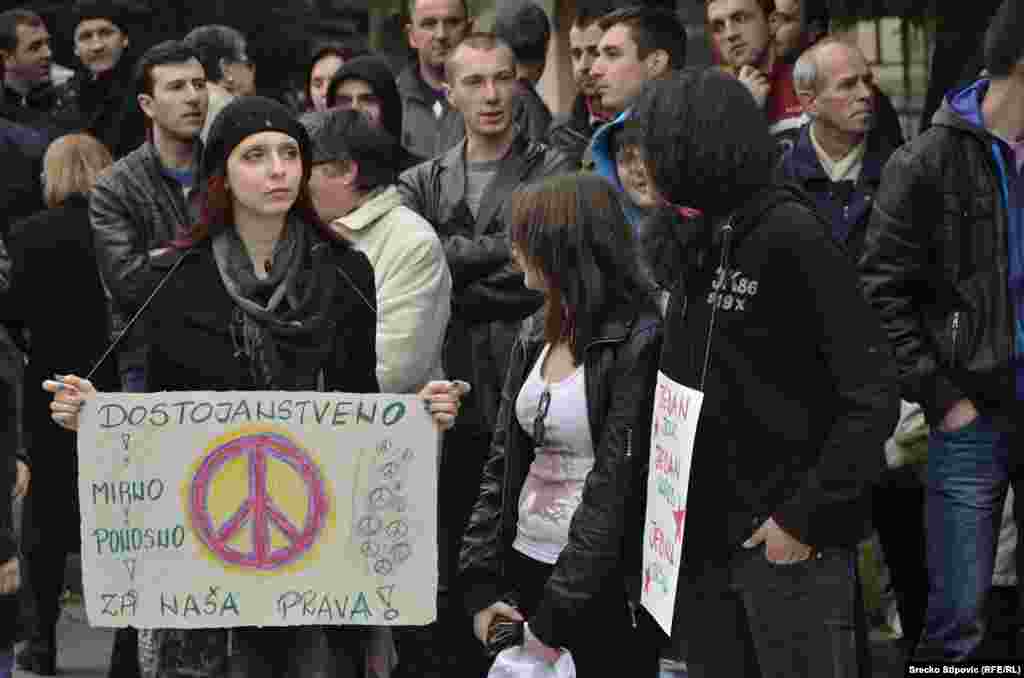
[778,122,896,260]
[587,110,647,228]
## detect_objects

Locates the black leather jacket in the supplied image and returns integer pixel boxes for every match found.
[459,303,662,650]
[398,129,573,434]
[547,94,597,170]
[860,95,1019,428]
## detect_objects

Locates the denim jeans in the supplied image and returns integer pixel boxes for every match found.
[678,545,863,678]
[915,415,1020,661]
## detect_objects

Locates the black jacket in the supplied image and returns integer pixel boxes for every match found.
[0,116,47,238]
[654,187,897,560]
[777,122,898,261]
[2,196,119,553]
[547,94,598,169]
[1,83,61,132]
[859,89,1019,429]
[459,302,663,650]
[144,231,378,395]
[0,347,15,569]
[398,129,573,433]
[52,59,146,160]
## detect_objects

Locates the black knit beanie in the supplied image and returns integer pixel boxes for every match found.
[200,95,312,186]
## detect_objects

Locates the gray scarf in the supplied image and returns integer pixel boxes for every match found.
[212,220,333,388]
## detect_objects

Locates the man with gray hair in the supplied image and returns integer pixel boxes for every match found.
[778,38,898,257]
[778,36,922,660]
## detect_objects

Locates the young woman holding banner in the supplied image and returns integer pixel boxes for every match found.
[43,96,463,678]
[458,172,663,676]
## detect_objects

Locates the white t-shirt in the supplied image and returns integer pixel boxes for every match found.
[513,343,595,564]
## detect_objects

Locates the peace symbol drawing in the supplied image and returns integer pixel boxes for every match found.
[189,431,329,571]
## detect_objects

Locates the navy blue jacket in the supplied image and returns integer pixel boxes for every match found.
[778,123,897,261]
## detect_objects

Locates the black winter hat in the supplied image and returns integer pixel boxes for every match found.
[201,95,312,186]
[326,56,403,144]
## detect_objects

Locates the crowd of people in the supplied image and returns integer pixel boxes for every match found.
[0,0,1021,676]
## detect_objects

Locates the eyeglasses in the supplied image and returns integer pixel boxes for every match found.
[532,387,551,448]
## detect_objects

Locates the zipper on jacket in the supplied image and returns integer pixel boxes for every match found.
[951,311,961,360]
[497,334,529,581]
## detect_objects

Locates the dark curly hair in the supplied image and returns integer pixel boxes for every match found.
[631,67,774,220]
[631,68,775,287]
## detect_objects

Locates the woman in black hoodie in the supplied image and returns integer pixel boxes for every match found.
[326,55,424,173]
[633,68,899,678]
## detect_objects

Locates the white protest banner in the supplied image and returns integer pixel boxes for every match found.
[641,371,703,636]
[77,391,438,629]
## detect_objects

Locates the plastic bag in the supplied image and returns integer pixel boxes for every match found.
[487,646,576,678]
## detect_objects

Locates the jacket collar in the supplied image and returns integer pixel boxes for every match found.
[438,125,535,233]
[521,301,647,354]
[397,63,443,106]
[787,122,889,186]
[335,185,401,233]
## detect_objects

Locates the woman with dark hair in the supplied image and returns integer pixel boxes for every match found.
[3,133,119,676]
[44,96,464,678]
[459,172,662,677]
[305,43,356,113]
[633,67,898,678]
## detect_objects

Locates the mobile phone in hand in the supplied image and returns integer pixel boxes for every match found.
[486,617,524,658]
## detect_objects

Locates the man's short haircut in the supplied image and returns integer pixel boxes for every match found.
[571,0,618,30]
[134,40,201,96]
[443,32,516,83]
[703,0,774,22]
[494,2,550,65]
[0,9,45,53]
[984,0,1024,78]
[302,108,398,191]
[407,0,469,22]
[792,37,852,94]
[597,6,687,70]
[183,24,247,84]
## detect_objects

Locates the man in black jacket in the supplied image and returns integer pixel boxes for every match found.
[859,0,1024,662]
[398,0,471,160]
[635,68,897,678]
[397,33,571,677]
[0,8,59,131]
[547,2,616,168]
[51,0,146,159]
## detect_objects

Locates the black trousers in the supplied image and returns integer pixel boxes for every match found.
[872,467,928,657]
[678,546,865,678]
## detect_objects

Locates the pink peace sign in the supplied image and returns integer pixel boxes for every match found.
[190,432,328,570]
